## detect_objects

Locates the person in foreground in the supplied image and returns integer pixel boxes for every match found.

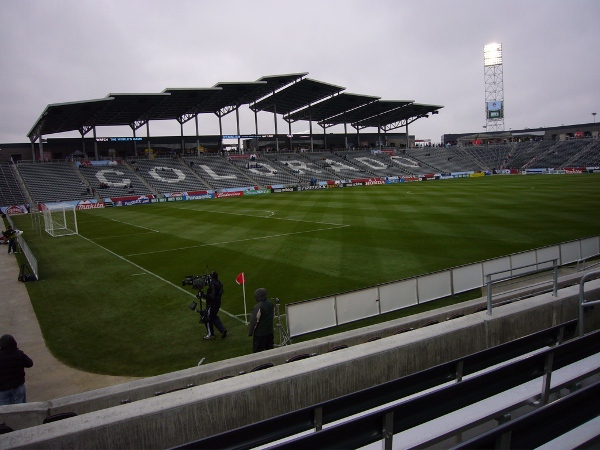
[248,288,275,353]
[0,334,33,405]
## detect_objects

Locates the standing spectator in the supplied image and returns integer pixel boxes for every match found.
[3,226,17,254]
[248,288,274,353]
[0,334,33,405]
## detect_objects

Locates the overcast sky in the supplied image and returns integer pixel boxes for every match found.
[1,0,599,145]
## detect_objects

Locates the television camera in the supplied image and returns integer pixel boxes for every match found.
[183,273,214,323]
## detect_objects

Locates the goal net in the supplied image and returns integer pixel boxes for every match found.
[42,203,78,237]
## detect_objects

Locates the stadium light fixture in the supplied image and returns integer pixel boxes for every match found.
[484,43,502,66]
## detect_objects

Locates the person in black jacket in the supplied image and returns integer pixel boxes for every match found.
[248,288,275,353]
[202,272,227,340]
[0,334,33,405]
[3,226,17,254]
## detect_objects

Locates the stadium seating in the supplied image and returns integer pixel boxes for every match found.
[129,158,209,194]
[77,162,152,199]
[226,155,303,186]
[184,155,256,190]
[176,322,599,449]
[0,162,27,207]
[3,140,600,206]
[16,161,94,204]
[262,152,336,183]
[301,152,375,179]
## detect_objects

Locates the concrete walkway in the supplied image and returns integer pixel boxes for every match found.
[0,247,138,402]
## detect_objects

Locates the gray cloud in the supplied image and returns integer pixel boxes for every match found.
[1,0,598,144]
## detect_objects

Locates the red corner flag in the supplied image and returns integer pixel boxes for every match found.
[236,272,245,285]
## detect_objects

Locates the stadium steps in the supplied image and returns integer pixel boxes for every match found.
[122,160,160,195]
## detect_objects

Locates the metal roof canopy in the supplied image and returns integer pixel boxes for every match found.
[355,103,444,131]
[253,72,308,101]
[284,92,380,123]
[94,93,171,130]
[250,78,345,115]
[27,72,443,146]
[28,97,114,143]
[157,87,223,123]
[321,100,414,129]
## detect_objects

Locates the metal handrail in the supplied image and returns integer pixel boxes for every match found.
[578,269,600,337]
[486,259,559,315]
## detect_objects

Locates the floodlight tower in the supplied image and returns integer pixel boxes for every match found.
[484,43,505,131]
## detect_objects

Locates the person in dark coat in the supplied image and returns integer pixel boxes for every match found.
[203,272,227,340]
[0,334,33,405]
[248,288,274,353]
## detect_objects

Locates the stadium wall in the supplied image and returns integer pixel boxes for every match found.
[2,278,600,448]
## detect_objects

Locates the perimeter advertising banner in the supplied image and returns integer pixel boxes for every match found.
[107,195,155,207]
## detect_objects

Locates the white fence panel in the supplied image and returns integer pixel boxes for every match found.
[510,251,537,276]
[336,288,379,325]
[560,241,581,264]
[378,279,418,313]
[483,256,511,281]
[287,296,336,337]
[452,263,483,294]
[417,271,452,304]
[536,245,560,270]
[581,236,600,260]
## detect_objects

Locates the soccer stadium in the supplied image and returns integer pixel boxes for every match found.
[1,73,600,448]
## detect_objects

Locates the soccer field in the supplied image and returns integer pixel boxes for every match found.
[10,174,600,376]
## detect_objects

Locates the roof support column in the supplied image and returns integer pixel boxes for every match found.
[344,123,348,149]
[147,122,153,158]
[236,107,241,153]
[218,116,223,152]
[323,124,327,151]
[81,133,86,158]
[406,123,409,149]
[273,103,279,152]
[38,139,44,162]
[133,128,137,157]
[254,107,259,152]
[93,127,99,161]
[180,120,185,154]
[309,117,314,152]
[288,121,292,151]
[195,114,200,157]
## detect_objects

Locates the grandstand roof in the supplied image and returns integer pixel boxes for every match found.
[354,102,444,130]
[27,72,442,142]
[250,78,345,115]
[284,92,380,123]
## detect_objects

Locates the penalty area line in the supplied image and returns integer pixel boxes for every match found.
[76,233,246,324]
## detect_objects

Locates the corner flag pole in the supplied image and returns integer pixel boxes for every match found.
[236,272,248,324]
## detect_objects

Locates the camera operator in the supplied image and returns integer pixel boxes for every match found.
[248,288,274,353]
[202,272,227,340]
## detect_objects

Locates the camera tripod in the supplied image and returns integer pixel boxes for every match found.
[274,298,291,347]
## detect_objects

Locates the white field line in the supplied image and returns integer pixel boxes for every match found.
[116,207,350,257]
[168,205,344,227]
[123,224,350,257]
[76,233,245,324]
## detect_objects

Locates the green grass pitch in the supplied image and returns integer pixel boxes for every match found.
[8,174,600,376]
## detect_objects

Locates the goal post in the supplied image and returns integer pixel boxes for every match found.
[41,203,78,237]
